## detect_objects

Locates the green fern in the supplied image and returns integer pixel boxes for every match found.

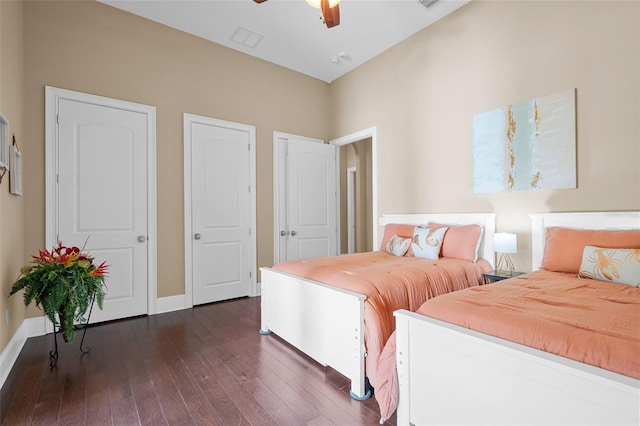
[10,243,108,343]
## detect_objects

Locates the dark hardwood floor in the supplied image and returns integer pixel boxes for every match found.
[1,297,395,425]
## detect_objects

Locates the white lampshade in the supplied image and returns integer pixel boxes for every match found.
[494,232,517,254]
[306,0,341,8]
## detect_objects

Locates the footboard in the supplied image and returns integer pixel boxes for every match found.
[260,267,369,399]
[395,309,640,426]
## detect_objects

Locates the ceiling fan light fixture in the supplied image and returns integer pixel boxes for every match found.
[305,0,341,9]
[256,0,341,28]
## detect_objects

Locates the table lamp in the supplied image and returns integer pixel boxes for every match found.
[494,232,517,273]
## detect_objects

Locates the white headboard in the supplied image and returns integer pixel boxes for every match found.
[529,211,640,270]
[379,213,496,267]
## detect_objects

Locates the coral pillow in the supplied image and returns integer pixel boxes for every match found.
[428,222,483,262]
[379,223,417,251]
[542,227,640,274]
[385,235,412,257]
[410,226,448,260]
[578,246,640,287]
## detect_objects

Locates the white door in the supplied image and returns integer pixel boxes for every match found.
[185,114,255,305]
[347,166,356,254]
[54,95,152,324]
[275,135,337,262]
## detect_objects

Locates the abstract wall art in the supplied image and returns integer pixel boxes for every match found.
[472,89,576,194]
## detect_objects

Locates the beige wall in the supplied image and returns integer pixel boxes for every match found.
[20,1,329,307]
[0,0,25,351]
[2,0,639,354]
[329,0,640,271]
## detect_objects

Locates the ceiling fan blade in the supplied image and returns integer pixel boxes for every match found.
[320,0,340,28]
[253,0,268,3]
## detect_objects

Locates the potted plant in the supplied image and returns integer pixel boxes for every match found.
[10,242,108,343]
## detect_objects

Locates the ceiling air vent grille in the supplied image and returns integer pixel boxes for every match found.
[230,26,263,48]
[418,0,440,9]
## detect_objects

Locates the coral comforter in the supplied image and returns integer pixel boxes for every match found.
[379,269,640,421]
[272,251,488,415]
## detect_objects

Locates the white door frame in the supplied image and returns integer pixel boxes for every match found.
[45,86,158,329]
[184,113,257,305]
[346,166,356,254]
[272,131,332,264]
[330,127,378,249]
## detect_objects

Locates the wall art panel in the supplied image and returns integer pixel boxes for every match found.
[472,89,576,193]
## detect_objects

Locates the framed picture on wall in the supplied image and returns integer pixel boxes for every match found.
[9,138,22,196]
[0,112,8,171]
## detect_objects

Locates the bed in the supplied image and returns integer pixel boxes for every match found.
[394,211,640,425]
[259,212,496,401]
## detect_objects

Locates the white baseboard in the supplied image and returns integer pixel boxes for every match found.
[156,294,189,314]
[0,316,47,390]
[157,283,263,312]
[26,316,48,337]
[0,322,26,390]
[157,286,262,311]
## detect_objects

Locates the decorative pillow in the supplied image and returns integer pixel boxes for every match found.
[542,227,640,273]
[379,223,418,251]
[410,226,448,260]
[385,234,412,257]
[428,222,483,262]
[578,246,640,287]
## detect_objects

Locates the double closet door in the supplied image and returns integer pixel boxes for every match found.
[275,134,338,263]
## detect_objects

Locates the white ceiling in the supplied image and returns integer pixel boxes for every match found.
[99,0,470,83]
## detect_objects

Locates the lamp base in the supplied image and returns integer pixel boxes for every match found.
[496,254,515,274]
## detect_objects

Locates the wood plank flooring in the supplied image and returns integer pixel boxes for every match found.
[0,297,396,425]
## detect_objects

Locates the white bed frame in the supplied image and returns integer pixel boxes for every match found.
[395,211,640,425]
[260,212,496,400]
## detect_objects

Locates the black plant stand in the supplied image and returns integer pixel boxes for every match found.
[49,297,95,369]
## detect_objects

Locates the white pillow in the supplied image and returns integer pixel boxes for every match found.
[578,246,640,287]
[385,234,412,257]
[410,226,448,260]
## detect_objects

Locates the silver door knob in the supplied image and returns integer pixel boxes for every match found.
[137,235,146,243]
[280,230,289,236]
[194,233,201,240]
[290,230,297,236]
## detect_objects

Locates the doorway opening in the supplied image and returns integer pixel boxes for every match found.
[331,127,377,254]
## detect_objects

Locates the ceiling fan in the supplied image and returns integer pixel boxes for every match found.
[253,0,341,29]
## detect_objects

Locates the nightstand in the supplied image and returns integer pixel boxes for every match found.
[482,270,525,284]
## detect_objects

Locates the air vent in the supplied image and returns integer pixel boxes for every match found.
[230,26,263,48]
[418,0,440,9]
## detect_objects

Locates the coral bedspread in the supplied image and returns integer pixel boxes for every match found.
[272,251,488,411]
[379,269,640,421]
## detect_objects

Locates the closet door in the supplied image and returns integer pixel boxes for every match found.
[51,88,156,323]
[185,114,255,305]
[275,134,337,263]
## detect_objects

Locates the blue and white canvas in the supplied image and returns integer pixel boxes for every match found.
[472,89,576,193]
